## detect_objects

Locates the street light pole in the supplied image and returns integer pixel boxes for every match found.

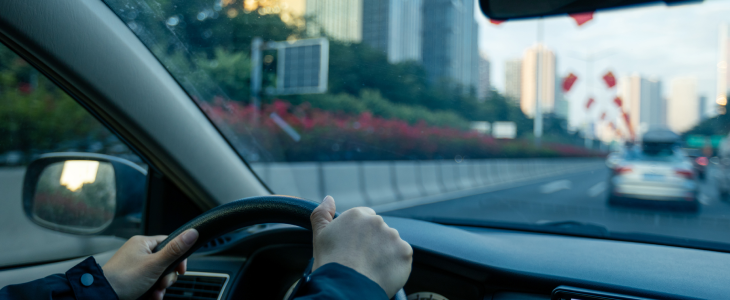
[250,37,263,112]
[534,18,544,148]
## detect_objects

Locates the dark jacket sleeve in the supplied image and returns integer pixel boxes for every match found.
[0,257,119,300]
[293,263,389,300]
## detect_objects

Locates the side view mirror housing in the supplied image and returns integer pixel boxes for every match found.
[22,153,146,238]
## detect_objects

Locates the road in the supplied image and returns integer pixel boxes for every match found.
[385,165,730,247]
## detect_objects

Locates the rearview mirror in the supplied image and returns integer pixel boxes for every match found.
[23,153,146,237]
[478,0,695,20]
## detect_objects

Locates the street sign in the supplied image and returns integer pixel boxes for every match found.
[274,38,329,95]
[493,122,517,139]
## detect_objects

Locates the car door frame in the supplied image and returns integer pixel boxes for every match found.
[0,0,270,278]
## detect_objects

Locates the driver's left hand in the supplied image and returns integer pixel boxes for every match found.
[102,229,199,300]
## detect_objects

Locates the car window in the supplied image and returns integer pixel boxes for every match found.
[104,0,730,252]
[0,43,143,267]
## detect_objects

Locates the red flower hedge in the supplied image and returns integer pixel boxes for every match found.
[199,98,598,162]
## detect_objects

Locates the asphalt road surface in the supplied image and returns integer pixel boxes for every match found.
[386,164,730,248]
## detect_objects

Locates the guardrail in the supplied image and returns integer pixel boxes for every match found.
[251,158,605,211]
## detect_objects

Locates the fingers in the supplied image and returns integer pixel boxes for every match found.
[174,259,188,275]
[311,195,336,236]
[156,229,199,267]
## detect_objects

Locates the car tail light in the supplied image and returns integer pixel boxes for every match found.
[696,156,708,166]
[614,166,632,174]
[675,169,694,179]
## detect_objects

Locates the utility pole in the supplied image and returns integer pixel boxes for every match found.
[250,37,263,116]
[534,18,544,148]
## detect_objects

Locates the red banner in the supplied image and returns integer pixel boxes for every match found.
[562,73,578,93]
[586,98,595,110]
[622,112,634,138]
[569,12,594,26]
[613,96,623,107]
[603,71,616,88]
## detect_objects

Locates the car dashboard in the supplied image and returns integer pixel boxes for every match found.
[171,216,730,300]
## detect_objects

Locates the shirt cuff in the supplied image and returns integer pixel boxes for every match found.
[65,256,119,300]
[298,262,389,299]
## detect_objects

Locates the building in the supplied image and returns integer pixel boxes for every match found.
[668,77,699,133]
[717,23,730,108]
[362,0,422,63]
[520,44,556,118]
[305,0,363,42]
[478,52,491,100]
[617,75,663,136]
[504,59,522,103]
[421,0,479,92]
[699,95,707,120]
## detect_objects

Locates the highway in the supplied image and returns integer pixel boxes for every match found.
[385,165,730,247]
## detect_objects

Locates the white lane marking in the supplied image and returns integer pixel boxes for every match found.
[587,182,607,197]
[698,194,710,205]
[540,180,572,194]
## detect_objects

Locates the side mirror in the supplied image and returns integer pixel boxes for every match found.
[23,153,146,238]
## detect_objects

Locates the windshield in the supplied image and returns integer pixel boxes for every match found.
[625,146,684,162]
[104,0,730,251]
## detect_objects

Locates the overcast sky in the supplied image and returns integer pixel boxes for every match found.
[474,0,730,129]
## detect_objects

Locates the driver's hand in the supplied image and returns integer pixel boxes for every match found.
[311,196,413,298]
[102,229,199,300]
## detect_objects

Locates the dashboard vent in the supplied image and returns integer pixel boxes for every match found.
[164,272,229,300]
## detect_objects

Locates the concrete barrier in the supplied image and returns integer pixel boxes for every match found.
[272,163,321,201]
[322,162,366,210]
[439,161,460,192]
[362,162,398,206]
[419,162,443,195]
[456,162,477,189]
[250,158,604,211]
[393,161,423,199]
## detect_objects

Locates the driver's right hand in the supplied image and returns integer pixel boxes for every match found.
[310,196,413,298]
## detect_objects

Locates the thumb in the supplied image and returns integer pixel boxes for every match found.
[157,229,199,268]
[311,195,336,236]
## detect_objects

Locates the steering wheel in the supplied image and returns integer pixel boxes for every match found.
[151,195,406,300]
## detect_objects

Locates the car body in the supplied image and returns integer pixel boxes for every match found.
[608,146,698,210]
[607,130,698,210]
[684,148,708,180]
[2,1,730,300]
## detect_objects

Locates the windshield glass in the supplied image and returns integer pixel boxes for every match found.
[104,0,730,250]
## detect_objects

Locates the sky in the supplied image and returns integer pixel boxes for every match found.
[474,0,730,130]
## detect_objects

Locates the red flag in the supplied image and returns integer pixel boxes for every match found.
[586,98,595,110]
[569,12,594,26]
[562,73,578,93]
[490,19,506,25]
[600,112,606,120]
[622,112,634,138]
[613,96,623,107]
[603,71,616,88]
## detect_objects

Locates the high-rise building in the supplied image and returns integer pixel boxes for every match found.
[699,95,707,120]
[520,44,556,118]
[617,75,663,136]
[478,52,491,100]
[421,0,479,92]
[504,59,522,103]
[362,0,423,63]
[668,77,699,133]
[717,23,730,107]
[306,0,363,42]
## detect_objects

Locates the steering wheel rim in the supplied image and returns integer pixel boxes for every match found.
[153,195,324,276]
